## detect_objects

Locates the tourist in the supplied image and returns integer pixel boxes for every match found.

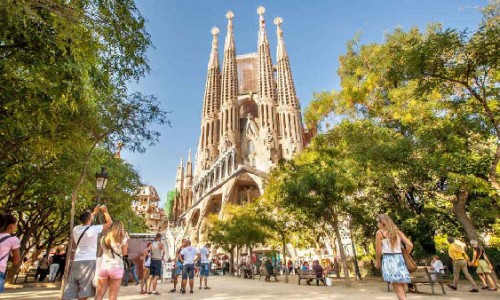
[146,233,165,295]
[0,213,21,293]
[222,258,230,275]
[264,258,278,281]
[95,221,127,300]
[294,261,301,274]
[49,249,64,282]
[169,239,187,293]
[446,237,478,292]
[199,242,211,289]
[375,214,412,300]
[123,255,139,286]
[35,254,49,282]
[63,206,112,300]
[429,255,444,281]
[180,240,199,294]
[307,260,325,286]
[56,250,66,281]
[140,242,151,294]
[470,240,497,291]
[301,261,309,271]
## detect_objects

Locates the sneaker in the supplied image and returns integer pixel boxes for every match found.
[488,288,497,291]
[469,288,479,293]
[482,286,490,290]
[180,289,186,294]
[199,286,202,289]
[190,290,193,294]
[447,284,457,290]
[169,289,176,293]
[204,286,211,289]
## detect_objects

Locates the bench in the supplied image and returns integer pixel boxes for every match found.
[258,268,279,281]
[13,268,37,283]
[297,269,318,285]
[387,266,446,295]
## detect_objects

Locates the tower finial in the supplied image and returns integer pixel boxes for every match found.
[187,149,192,162]
[257,6,265,27]
[211,26,219,48]
[274,16,283,38]
[226,10,234,27]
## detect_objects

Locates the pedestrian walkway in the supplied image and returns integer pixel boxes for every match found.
[1,275,498,299]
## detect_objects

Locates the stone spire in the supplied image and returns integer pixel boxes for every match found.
[175,156,184,193]
[219,11,240,153]
[198,27,222,173]
[257,6,279,158]
[257,6,275,100]
[274,17,303,158]
[185,149,193,187]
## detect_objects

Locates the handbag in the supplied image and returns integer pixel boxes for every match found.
[325,277,333,286]
[401,243,417,273]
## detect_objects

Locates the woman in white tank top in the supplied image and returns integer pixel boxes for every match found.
[375,214,413,300]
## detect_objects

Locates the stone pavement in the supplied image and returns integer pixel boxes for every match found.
[1,275,498,299]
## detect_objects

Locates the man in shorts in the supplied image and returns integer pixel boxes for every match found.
[179,240,199,294]
[199,243,211,289]
[169,239,187,293]
[63,206,112,300]
[147,233,165,295]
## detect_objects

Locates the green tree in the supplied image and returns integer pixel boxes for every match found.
[305,2,500,244]
[265,146,357,286]
[0,0,169,285]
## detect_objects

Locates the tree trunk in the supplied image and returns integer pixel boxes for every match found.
[332,212,351,286]
[282,235,289,283]
[452,190,479,242]
[489,142,500,195]
[236,247,240,277]
[229,246,235,277]
[59,144,97,298]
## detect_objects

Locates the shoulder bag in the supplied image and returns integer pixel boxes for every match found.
[401,243,417,273]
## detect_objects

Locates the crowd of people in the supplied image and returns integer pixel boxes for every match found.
[0,211,498,299]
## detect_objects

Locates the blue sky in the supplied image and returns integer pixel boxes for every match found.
[122,0,486,205]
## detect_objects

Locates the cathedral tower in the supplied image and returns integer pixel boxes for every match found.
[219,11,240,154]
[198,28,221,172]
[257,6,280,161]
[275,16,304,159]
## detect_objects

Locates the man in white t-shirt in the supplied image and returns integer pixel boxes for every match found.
[198,243,211,290]
[63,206,112,300]
[179,240,199,294]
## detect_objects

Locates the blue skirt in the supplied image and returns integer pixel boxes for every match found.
[382,253,411,283]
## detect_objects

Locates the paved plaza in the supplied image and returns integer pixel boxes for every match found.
[1,275,498,300]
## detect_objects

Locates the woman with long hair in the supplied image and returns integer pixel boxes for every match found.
[140,242,151,294]
[95,221,127,300]
[0,213,21,293]
[375,214,413,300]
[470,240,497,291]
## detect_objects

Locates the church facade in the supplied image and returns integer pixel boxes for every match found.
[172,7,313,243]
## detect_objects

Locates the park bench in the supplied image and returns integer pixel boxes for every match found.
[297,269,318,285]
[387,266,446,295]
[13,268,37,283]
[258,268,279,281]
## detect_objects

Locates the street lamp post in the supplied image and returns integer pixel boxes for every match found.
[95,166,109,206]
[95,167,109,224]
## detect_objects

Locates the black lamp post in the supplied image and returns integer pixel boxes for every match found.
[95,167,109,206]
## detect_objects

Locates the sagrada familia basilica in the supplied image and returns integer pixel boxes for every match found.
[172,7,313,243]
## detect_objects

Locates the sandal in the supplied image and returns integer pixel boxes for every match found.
[153,291,160,295]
